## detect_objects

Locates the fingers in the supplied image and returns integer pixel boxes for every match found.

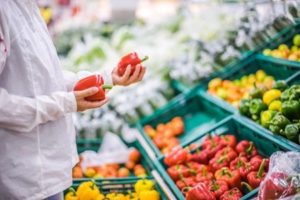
[75,87,99,98]
[121,65,132,81]
[128,65,142,83]
[78,98,109,111]
[137,66,146,81]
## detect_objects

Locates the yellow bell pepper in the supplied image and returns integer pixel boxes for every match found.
[76,180,102,200]
[106,193,117,199]
[78,186,101,200]
[77,181,94,197]
[134,179,154,194]
[65,188,78,200]
[127,191,138,200]
[139,190,160,200]
[268,100,282,112]
[263,89,281,105]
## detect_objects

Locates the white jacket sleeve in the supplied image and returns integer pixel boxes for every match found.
[0,12,77,133]
[0,89,77,132]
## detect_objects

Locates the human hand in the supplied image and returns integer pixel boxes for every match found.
[112,64,146,86]
[74,87,108,112]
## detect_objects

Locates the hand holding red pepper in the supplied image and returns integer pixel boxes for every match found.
[74,87,109,112]
[113,52,147,86]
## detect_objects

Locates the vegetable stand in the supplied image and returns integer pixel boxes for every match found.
[203,54,300,113]
[153,116,294,200]
[136,91,231,158]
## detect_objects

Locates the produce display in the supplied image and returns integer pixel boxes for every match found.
[239,82,300,144]
[208,70,275,107]
[163,134,269,199]
[43,1,300,199]
[73,148,148,179]
[263,34,300,62]
[64,179,161,200]
[143,117,184,154]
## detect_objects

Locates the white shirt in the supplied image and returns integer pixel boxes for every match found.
[0,1,110,199]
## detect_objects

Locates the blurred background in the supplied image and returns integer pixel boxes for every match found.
[37,0,300,140]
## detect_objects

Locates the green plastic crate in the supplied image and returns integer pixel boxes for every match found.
[238,71,300,151]
[258,23,300,68]
[201,54,300,113]
[65,177,170,200]
[136,90,231,158]
[154,116,293,200]
[75,139,155,180]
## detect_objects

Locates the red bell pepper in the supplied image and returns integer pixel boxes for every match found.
[208,180,229,198]
[195,165,213,182]
[195,171,214,183]
[239,162,254,180]
[189,149,208,164]
[205,144,225,159]
[236,140,258,158]
[250,155,269,172]
[164,146,188,167]
[247,159,267,189]
[74,74,112,101]
[215,147,238,162]
[202,135,222,149]
[220,135,237,148]
[209,155,230,172]
[220,187,243,200]
[229,156,248,171]
[117,52,148,76]
[186,162,207,175]
[176,177,197,190]
[215,167,241,188]
[167,165,189,181]
[258,172,296,200]
[186,183,216,200]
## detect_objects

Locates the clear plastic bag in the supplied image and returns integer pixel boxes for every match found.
[257,151,300,200]
[80,132,132,170]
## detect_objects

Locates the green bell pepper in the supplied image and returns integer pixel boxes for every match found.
[250,88,264,99]
[282,100,300,120]
[249,99,267,116]
[284,123,300,142]
[272,80,288,91]
[281,85,300,101]
[239,99,251,117]
[269,113,291,135]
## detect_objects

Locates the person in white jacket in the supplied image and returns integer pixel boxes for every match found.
[0,1,145,200]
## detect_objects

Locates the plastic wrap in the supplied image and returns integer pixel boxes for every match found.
[257,151,300,200]
[80,132,132,170]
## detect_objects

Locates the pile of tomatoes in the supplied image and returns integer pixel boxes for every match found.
[164,134,269,200]
[144,117,184,154]
[72,148,147,179]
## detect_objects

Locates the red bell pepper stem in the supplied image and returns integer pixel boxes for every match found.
[241,182,253,191]
[246,142,253,154]
[140,56,149,63]
[257,159,266,178]
[102,85,113,90]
